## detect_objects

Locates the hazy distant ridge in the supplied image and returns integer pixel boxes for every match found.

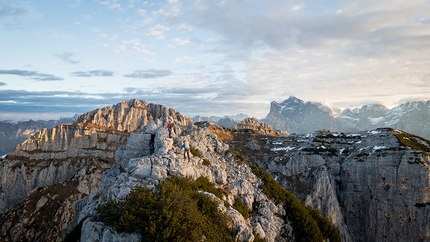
[263,96,430,139]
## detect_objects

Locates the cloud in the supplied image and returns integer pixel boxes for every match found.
[0,82,6,86]
[124,69,173,79]
[0,2,27,17]
[0,88,243,120]
[0,69,63,81]
[147,24,170,39]
[70,70,115,77]
[171,37,190,45]
[99,0,122,11]
[292,4,306,11]
[55,52,80,64]
[0,1,41,29]
[114,38,153,55]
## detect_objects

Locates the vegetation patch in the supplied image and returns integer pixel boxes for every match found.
[202,158,211,166]
[393,130,430,154]
[190,147,202,157]
[96,176,234,242]
[206,123,233,141]
[190,148,211,166]
[227,149,247,164]
[250,165,341,242]
[234,198,250,219]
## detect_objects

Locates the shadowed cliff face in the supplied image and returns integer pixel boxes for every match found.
[1,100,430,242]
[0,99,192,242]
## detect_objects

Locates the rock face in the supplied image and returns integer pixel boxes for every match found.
[230,128,430,242]
[0,118,75,156]
[232,117,281,136]
[263,96,430,139]
[0,99,192,242]
[71,122,290,242]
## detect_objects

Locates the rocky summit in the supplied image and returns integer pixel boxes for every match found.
[1,99,430,242]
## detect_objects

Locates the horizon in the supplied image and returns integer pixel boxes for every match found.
[1,1,430,121]
[1,96,428,123]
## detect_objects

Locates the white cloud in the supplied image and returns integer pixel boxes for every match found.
[292,3,306,11]
[171,37,190,45]
[115,38,154,55]
[142,18,155,25]
[99,0,122,10]
[137,9,147,16]
[147,24,170,39]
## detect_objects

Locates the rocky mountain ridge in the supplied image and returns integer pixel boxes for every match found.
[0,99,192,241]
[1,99,430,242]
[263,96,430,139]
[0,117,76,156]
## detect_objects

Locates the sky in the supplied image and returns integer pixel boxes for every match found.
[1,0,430,121]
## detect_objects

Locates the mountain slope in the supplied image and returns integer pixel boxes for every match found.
[0,99,192,241]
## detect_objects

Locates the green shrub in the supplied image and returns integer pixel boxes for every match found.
[96,176,234,242]
[227,149,247,164]
[193,176,224,199]
[190,147,202,157]
[234,198,250,219]
[202,158,211,166]
[307,206,341,242]
[250,165,340,242]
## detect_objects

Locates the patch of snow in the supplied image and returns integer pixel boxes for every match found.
[339,148,345,154]
[1,154,5,158]
[346,134,361,138]
[373,146,386,151]
[271,146,296,152]
[368,130,381,135]
[356,141,362,144]
[338,115,359,121]
[272,141,283,145]
[384,119,399,126]
[369,117,383,125]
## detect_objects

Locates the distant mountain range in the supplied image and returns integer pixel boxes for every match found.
[192,113,249,128]
[263,96,430,139]
[1,96,429,156]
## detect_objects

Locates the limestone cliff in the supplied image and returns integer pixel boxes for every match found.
[0,99,192,242]
[228,128,430,242]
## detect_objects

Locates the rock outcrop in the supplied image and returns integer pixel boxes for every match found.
[0,99,192,242]
[0,118,75,156]
[69,122,291,242]
[232,117,281,136]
